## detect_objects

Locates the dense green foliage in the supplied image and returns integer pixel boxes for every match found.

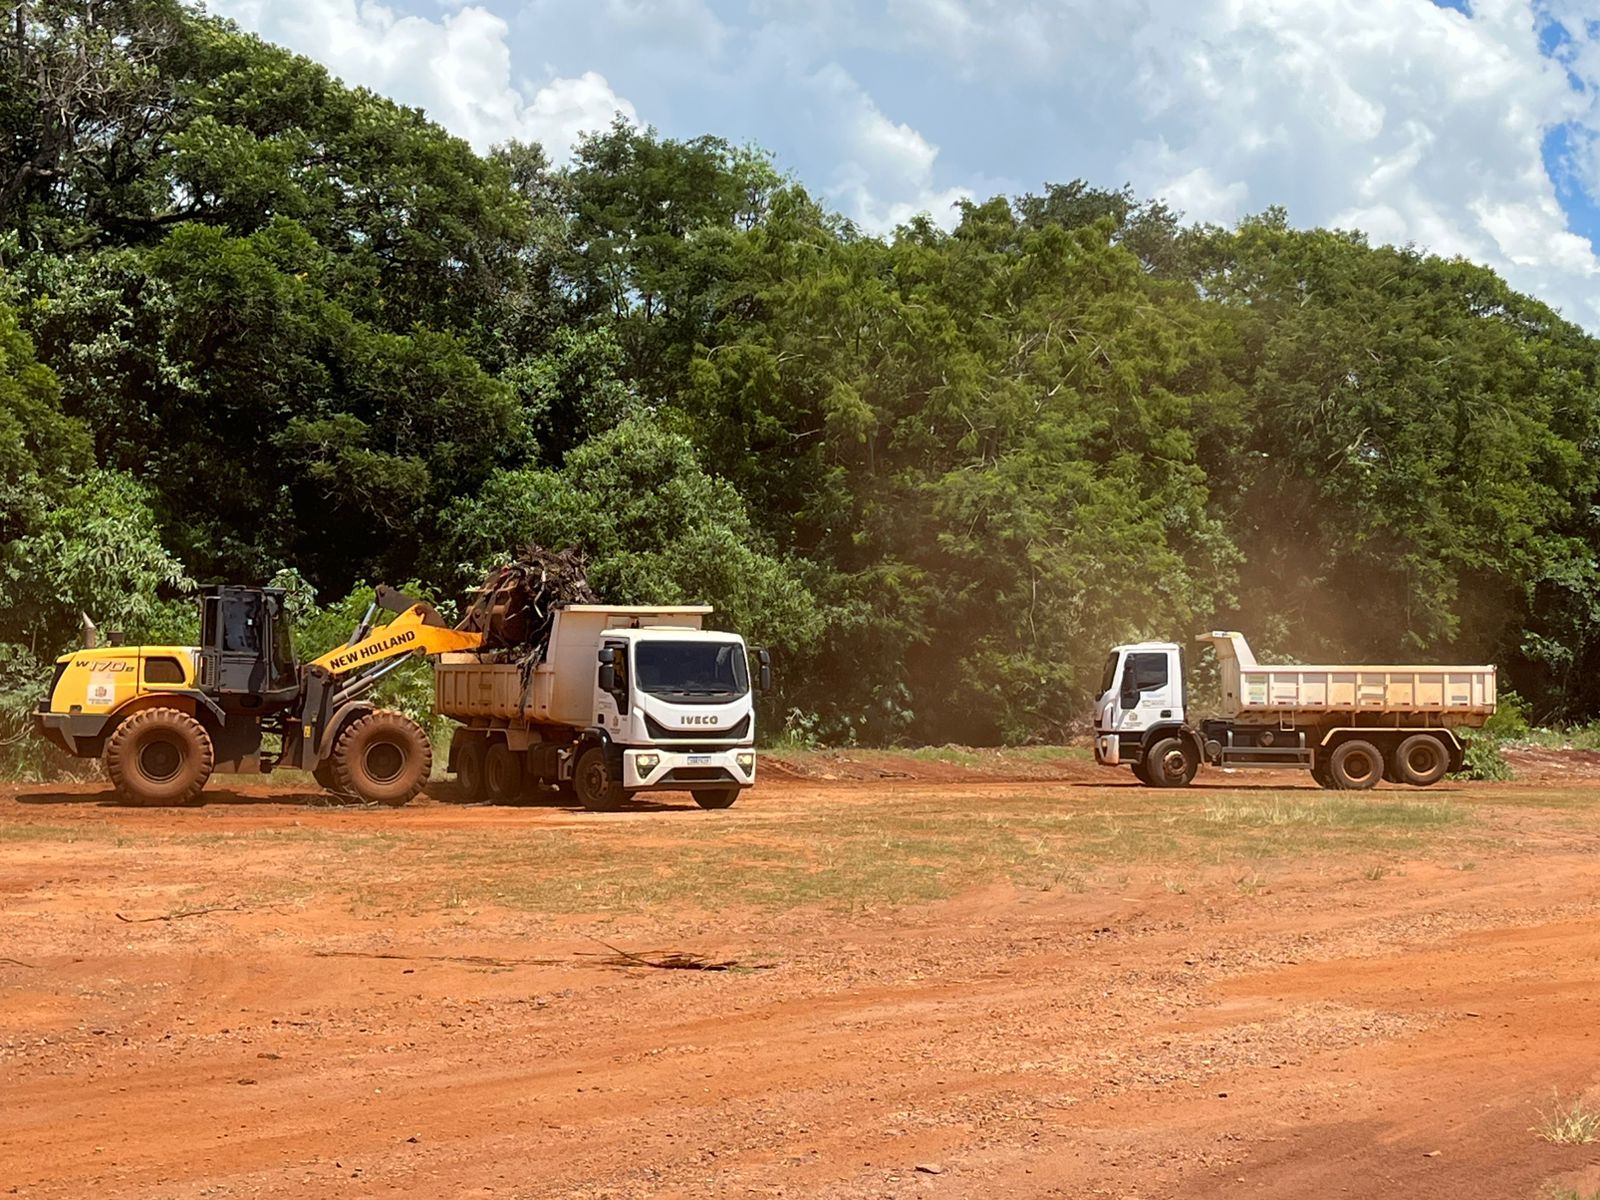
[5,0,1600,763]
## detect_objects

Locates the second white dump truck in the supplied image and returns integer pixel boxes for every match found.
[437,605,769,810]
[1094,632,1496,789]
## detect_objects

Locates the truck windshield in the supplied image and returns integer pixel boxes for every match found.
[635,642,749,703]
[1099,652,1121,697]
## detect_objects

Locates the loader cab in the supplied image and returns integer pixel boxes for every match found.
[197,585,299,704]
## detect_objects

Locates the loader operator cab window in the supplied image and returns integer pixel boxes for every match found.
[223,594,262,655]
[267,595,296,690]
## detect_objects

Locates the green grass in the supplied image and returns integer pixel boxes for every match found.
[0,780,1539,918]
[1534,1092,1600,1145]
[1514,722,1600,752]
[380,788,1487,914]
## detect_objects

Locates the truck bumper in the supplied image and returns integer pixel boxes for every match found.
[1093,733,1120,766]
[622,747,756,791]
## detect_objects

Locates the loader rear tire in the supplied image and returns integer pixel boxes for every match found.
[104,707,214,806]
[484,741,524,803]
[1329,739,1383,790]
[330,711,430,807]
[1394,734,1449,787]
[572,745,625,812]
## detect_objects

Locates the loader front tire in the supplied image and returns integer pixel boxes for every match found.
[104,707,214,806]
[312,759,350,798]
[330,711,431,807]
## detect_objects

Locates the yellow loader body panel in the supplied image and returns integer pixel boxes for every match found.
[49,646,199,716]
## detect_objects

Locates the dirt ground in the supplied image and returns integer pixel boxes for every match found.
[5,750,1600,1199]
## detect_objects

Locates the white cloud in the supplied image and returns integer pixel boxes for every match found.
[212,0,1600,326]
[809,63,971,232]
[875,0,1600,323]
[207,0,636,158]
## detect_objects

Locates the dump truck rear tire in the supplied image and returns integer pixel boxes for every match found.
[1394,734,1449,786]
[484,741,523,802]
[1144,737,1197,787]
[330,711,430,807]
[104,707,214,806]
[573,745,625,812]
[1329,739,1383,790]
[453,733,487,801]
[692,787,739,810]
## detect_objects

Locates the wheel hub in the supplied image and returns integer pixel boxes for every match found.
[365,741,404,784]
[139,739,182,783]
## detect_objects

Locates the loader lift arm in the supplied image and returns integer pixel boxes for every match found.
[283,598,483,770]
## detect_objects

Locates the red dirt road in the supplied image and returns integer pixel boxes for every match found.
[4,762,1600,1198]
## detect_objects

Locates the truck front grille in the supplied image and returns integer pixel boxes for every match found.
[643,714,750,741]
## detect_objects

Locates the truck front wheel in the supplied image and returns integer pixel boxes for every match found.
[692,787,739,810]
[104,707,214,805]
[1144,737,1197,788]
[1328,740,1383,790]
[330,711,431,807]
[573,745,625,812]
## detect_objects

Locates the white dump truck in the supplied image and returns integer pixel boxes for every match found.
[1093,632,1496,789]
[436,605,769,810]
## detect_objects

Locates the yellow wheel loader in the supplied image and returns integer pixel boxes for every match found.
[33,585,482,806]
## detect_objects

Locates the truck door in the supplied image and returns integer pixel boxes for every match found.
[596,638,630,733]
[1120,650,1177,725]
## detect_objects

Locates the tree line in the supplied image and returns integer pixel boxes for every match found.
[4,0,1599,764]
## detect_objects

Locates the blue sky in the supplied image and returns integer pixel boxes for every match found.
[213,0,1600,325]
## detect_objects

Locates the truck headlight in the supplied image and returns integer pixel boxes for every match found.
[736,752,754,770]
[636,753,660,773]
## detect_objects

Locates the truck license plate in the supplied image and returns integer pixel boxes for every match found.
[687,755,711,765]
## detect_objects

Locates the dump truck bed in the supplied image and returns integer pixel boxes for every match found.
[1203,632,1496,723]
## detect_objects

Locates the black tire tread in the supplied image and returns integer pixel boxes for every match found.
[329,710,431,807]
[104,707,214,806]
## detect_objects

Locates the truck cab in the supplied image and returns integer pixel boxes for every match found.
[596,626,762,797]
[437,604,770,811]
[1092,642,1196,785]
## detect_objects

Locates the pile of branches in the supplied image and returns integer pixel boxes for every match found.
[457,544,599,658]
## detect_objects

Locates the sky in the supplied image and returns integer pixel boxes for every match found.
[208,0,1600,327]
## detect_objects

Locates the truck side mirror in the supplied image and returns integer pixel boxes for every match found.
[599,664,616,693]
[757,648,772,693]
[1120,681,1138,709]
[597,648,615,665]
